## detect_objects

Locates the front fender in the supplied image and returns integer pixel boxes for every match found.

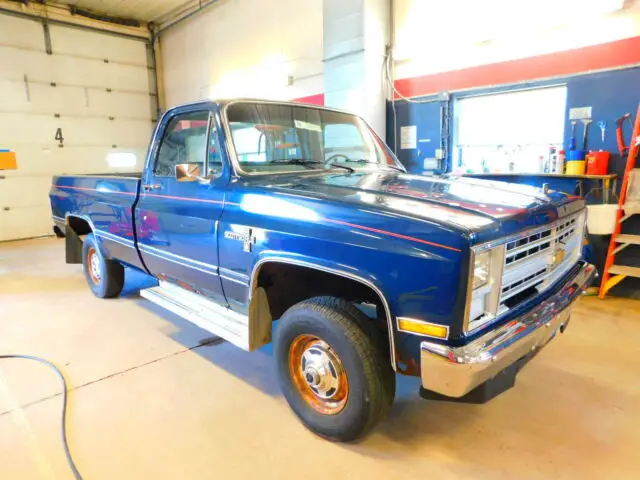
[249,251,397,369]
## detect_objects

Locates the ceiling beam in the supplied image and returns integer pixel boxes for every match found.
[153,0,223,33]
[0,0,150,39]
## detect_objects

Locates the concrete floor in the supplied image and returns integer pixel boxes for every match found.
[1,237,639,480]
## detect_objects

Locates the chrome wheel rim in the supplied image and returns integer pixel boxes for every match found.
[87,247,102,284]
[289,334,348,415]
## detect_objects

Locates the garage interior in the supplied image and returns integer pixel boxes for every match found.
[1,0,640,479]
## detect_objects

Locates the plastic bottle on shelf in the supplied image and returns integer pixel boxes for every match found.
[548,146,556,173]
[555,149,565,174]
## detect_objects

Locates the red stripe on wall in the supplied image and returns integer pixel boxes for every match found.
[292,93,325,105]
[394,36,640,99]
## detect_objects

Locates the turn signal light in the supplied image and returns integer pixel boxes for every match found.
[398,318,448,339]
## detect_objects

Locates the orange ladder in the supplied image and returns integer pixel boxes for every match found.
[599,102,640,298]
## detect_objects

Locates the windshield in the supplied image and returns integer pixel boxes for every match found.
[224,102,405,174]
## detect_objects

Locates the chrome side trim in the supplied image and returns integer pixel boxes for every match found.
[95,231,136,249]
[220,274,249,286]
[219,266,250,280]
[96,229,134,244]
[139,243,218,270]
[52,215,65,223]
[138,246,219,277]
[249,257,397,371]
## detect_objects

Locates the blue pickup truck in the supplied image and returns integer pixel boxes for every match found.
[50,99,595,441]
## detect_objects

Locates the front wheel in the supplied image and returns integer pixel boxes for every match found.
[82,233,124,298]
[275,297,395,442]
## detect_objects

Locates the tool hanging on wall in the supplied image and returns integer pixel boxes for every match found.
[581,119,592,151]
[616,113,633,156]
[569,120,578,150]
[597,120,606,144]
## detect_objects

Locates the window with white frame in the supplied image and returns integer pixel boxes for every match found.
[452,86,567,174]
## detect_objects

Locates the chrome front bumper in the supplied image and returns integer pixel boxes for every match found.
[420,262,596,398]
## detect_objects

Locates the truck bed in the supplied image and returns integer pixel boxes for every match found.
[49,173,143,269]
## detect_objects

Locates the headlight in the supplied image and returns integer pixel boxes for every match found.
[473,250,491,289]
[465,245,506,333]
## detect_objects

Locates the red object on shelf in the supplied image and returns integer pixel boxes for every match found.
[586,150,610,175]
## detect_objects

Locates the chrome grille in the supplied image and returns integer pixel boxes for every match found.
[500,211,584,304]
[465,210,586,335]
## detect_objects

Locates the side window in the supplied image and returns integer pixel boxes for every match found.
[208,124,223,176]
[155,111,209,177]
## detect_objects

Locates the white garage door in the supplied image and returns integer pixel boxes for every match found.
[0,14,154,242]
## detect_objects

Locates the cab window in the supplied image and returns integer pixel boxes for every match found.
[155,111,209,177]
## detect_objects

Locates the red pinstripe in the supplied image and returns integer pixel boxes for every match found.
[326,219,461,252]
[57,185,136,195]
[55,185,459,252]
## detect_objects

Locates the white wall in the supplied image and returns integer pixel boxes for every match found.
[0,13,154,241]
[160,0,324,107]
[393,0,640,80]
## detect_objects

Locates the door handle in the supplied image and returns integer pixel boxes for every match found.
[143,183,161,191]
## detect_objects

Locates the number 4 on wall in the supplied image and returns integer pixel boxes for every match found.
[55,127,64,147]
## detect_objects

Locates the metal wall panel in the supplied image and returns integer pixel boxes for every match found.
[0,13,153,241]
[159,0,324,107]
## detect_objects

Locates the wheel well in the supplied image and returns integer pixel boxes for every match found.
[255,262,389,334]
[67,216,92,236]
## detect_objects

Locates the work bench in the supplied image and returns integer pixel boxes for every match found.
[464,173,618,203]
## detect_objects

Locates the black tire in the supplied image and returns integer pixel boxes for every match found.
[82,233,124,298]
[275,296,395,442]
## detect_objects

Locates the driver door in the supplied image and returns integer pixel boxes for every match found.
[136,106,227,303]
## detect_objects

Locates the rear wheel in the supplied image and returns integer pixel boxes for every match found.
[275,296,395,442]
[82,233,124,298]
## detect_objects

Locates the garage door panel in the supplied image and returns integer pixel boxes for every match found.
[0,79,30,111]
[0,112,59,145]
[47,56,149,93]
[0,47,47,81]
[0,177,52,208]
[0,205,54,241]
[88,90,152,119]
[100,64,150,93]
[0,146,63,177]
[1,14,152,242]
[109,120,153,147]
[2,48,149,93]
[3,146,146,177]
[0,77,150,119]
[29,83,89,116]
[49,24,148,66]
[1,113,151,151]
[59,147,146,174]
[0,15,45,51]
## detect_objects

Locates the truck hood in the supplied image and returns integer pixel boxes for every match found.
[260,171,581,241]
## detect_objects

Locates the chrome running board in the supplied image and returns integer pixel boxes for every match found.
[141,281,250,350]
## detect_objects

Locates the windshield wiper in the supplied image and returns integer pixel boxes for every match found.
[270,159,323,170]
[272,158,354,173]
[345,158,405,173]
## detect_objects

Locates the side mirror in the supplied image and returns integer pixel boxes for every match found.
[175,163,201,182]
